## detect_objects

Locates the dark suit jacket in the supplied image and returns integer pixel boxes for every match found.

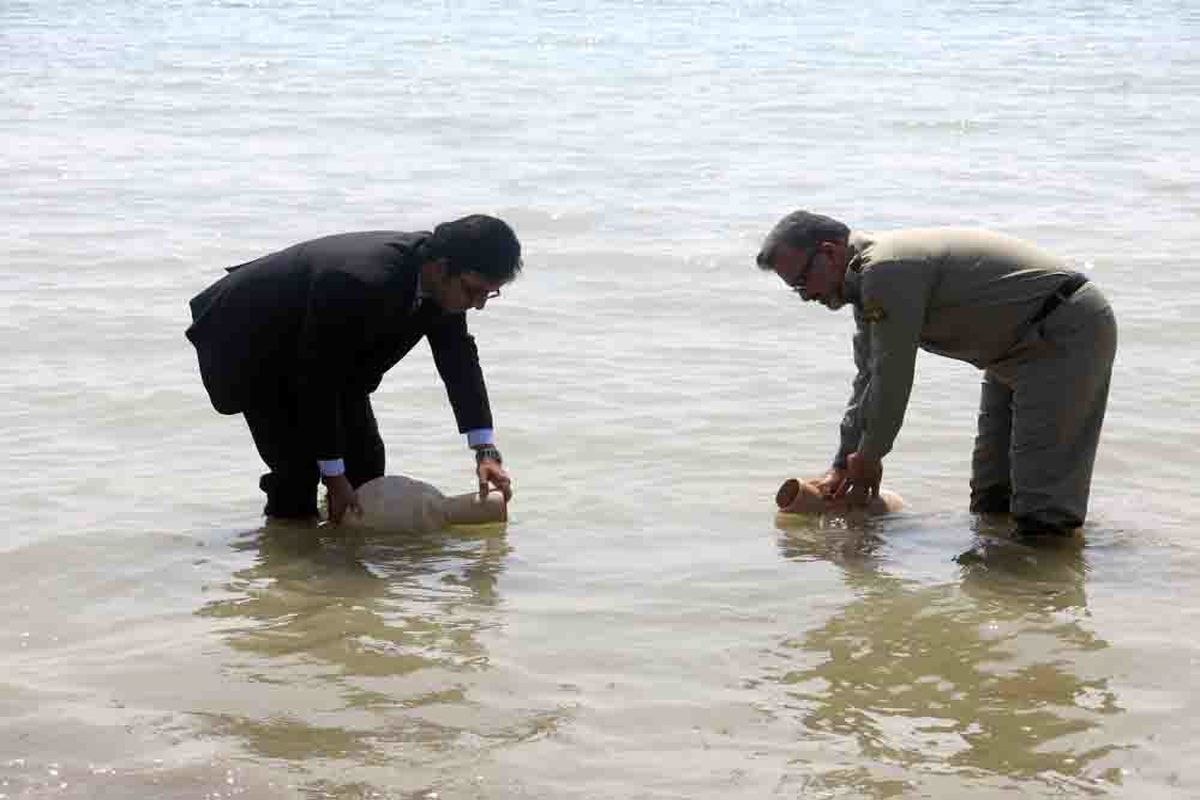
[185,231,492,459]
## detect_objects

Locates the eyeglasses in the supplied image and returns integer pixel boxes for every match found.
[786,249,822,295]
[460,275,502,303]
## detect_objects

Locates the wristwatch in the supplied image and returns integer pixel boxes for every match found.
[474,445,503,465]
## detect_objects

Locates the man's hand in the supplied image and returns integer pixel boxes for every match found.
[815,467,847,499]
[322,474,362,525]
[476,458,512,502]
[834,452,883,507]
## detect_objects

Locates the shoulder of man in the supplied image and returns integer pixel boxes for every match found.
[860,298,888,324]
[309,231,429,287]
[856,242,941,325]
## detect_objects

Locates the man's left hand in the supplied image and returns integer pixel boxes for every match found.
[477,458,512,502]
[321,473,363,526]
[835,452,882,507]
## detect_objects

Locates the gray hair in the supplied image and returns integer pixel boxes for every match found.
[756,210,850,270]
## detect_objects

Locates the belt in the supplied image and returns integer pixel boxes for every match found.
[1029,273,1088,326]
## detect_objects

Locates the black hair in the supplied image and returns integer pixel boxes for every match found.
[423,214,523,282]
[756,210,850,270]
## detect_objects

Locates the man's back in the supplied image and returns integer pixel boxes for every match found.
[185,231,425,412]
[851,228,1080,367]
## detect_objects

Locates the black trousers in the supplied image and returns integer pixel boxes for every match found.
[243,389,385,518]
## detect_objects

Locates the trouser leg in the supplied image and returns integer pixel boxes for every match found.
[243,395,319,519]
[970,371,1013,513]
[340,392,385,489]
[1009,287,1117,535]
[243,389,386,518]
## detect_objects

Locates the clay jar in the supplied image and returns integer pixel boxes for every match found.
[776,477,904,515]
[348,475,507,533]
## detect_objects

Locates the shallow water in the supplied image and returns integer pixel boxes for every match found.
[2,0,1199,797]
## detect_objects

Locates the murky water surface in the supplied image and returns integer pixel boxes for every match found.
[2,1,1199,796]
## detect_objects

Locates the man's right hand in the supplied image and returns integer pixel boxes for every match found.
[814,467,847,499]
[322,473,362,525]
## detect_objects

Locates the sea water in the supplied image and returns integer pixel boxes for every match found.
[2,1,1199,796]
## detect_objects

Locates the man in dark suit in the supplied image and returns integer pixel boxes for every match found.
[186,214,519,524]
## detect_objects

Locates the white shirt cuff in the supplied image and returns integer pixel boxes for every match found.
[317,458,346,477]
[466,428,494,447]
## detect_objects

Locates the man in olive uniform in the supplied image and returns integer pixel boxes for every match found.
[186,214,518,524]
[757,210,1117,537]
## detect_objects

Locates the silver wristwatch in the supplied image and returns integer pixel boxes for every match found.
[474,445,503,465]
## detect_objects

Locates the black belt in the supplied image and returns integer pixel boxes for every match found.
[1029,273,1088,326]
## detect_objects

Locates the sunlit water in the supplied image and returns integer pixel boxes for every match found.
[2,1,1199,797]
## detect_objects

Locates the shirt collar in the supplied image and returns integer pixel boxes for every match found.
[410,234,433,312]
[412,273,424,312]
[842,231,875,306]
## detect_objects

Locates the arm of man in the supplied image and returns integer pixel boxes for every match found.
[836,261,929,503]
[856,262,928,462]
[295,269,371,522]
[427,311,492,431]
[820,308,872,497]
[427,313,512,501]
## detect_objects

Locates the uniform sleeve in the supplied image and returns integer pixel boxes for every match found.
[427,312,493,433]
[857,261,929,461]
[833,309,871,469]
[295,269,369,459]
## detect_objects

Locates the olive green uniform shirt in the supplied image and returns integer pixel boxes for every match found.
[835,228,1080,467]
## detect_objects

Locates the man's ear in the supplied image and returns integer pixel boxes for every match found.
[817,239,847,267]
[422,257,450,283]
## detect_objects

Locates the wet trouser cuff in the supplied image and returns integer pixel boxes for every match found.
[259,472,319,519]
[970,484,1012,514]
[1014,513,1082,538]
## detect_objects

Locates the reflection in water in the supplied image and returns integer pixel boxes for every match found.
[768,515,1126,796]
[193,523,557,795]
[203,524,506,678]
